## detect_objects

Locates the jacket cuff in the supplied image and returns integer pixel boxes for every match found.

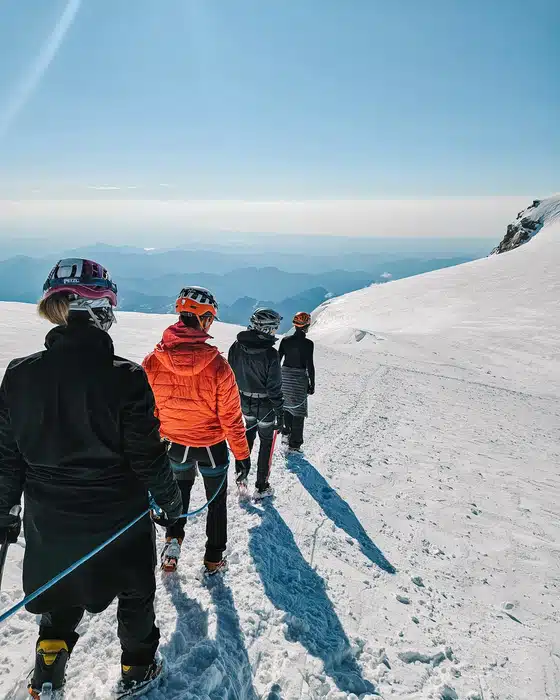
[233,447,251,461]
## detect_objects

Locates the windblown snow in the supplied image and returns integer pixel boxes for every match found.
[1,213,559,699]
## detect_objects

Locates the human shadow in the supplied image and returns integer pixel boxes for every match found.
[286,452,396,574]
[159,574,258,699]
[207,575,259,700]
[244,499,377,697]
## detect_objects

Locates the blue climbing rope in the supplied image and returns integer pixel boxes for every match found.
[0,508,150,625]
[0,399,309,625]
[245,398,308,430]
[0,470,227,625]
[178,469,227,518]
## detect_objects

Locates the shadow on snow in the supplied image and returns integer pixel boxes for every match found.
[245,499,377,697]
[286,453,396,574]
[158,574,258,700]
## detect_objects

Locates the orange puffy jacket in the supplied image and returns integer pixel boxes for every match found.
[142,323,249,461]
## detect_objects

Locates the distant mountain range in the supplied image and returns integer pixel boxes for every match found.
[0,243,477,331]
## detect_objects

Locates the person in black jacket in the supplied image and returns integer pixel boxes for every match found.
[0,259,182,697]
[227,308,283,499]
[278,311,315,451]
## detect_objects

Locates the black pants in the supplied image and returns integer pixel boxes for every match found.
[283,412,305,448]
[38,589,159,666]
[238,415,276,489]
[237,396,277,489]
[165,442,228,563]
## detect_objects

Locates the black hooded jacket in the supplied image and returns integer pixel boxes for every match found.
[228,330,284,415]
[0,319,180,612]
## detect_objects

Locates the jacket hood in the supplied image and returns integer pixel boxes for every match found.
[154,322,219,376]
[236,329,277,354]
[45,320,114,356]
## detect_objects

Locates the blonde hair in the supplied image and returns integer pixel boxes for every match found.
[38,294,70,326]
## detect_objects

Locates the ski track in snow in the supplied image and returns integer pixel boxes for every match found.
[1,213,560,700]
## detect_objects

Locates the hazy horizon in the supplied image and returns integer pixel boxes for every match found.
[0,196,538,247]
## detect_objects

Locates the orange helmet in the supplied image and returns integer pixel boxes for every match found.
[293,311,311,328]
[175,286,218,330]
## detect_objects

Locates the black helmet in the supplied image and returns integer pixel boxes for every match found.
[249,308,282,335]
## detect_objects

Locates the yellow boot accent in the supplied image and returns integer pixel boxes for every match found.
[37,640,68,666]
[122,665,132,673]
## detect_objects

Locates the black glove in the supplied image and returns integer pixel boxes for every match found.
[236,457,251,484]
[150,492,183,529]
[273,410,284,431]
[0,506,22,544]
[307,383,315,395]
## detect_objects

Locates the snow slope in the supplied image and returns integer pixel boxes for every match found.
[312,209,560,396]
[1,212,559,700]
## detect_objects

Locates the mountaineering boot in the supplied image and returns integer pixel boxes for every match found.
[120,657,164,694]
[160,537,182,572]
[28,640,69,698]
[253,484,274,501]
[237,478,250,501]
[288,446,304,454]
[203,558,228,576]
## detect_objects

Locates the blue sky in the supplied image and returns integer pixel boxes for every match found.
[0,0,558,206]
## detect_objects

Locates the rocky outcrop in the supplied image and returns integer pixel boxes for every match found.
[491,200,544,255]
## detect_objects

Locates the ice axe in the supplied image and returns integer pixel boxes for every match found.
[0,505,22,590]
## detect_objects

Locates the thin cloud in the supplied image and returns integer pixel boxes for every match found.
[0,0,83,139]
[87,185,140,191]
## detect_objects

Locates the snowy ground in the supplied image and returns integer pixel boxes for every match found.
[1,218,559,699]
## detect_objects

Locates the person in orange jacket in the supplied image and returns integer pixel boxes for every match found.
[143,286,250,574]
